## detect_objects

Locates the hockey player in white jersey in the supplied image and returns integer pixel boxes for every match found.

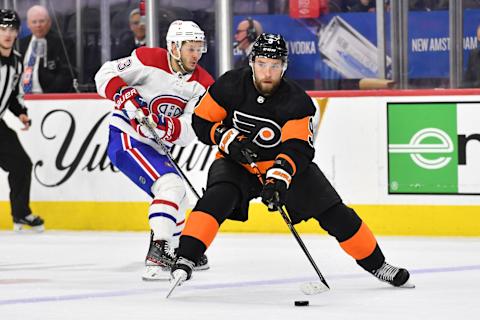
[95,20,214,280]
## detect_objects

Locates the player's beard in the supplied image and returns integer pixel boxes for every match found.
[254,77,281,96]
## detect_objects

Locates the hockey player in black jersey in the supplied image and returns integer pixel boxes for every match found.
[169,33,413,292]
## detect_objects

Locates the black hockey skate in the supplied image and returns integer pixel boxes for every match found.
[371,262,415,288]
[194,253,209,271]
[174,248,209,271]
[13,214,45,233]
[143,239,176,281]
[166,257,195,298]
[145,240,176,267]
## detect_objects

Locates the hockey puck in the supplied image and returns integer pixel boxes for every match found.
[294,300,309,306]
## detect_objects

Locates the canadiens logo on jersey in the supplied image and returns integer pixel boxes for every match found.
[116,58,132,71]
[149,95,187,118]
[233,111,282,148]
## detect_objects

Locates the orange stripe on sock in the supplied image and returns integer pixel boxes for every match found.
[339,222,377,260]
[182,211,219,248]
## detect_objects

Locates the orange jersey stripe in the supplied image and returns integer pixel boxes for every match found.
[281,116,311,143]
[195,92,227,123]
[276,153,297,175]
[182,211,219,248]
[339,222,377,260]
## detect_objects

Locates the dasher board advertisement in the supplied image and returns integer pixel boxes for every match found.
[387,102,480,195]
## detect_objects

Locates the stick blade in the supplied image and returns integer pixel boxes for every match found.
[300,281,330,295]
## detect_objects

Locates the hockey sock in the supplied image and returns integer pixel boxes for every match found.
[339,222,381,265]
[177,235,207,263]
[182,211,219,249]
[149,173,186,242]
[317,203,363,241]
[177,211,219,263]
[149,199,179,241]
[336,217,385,271]
[170,197,187,249]
[317,203,385,271]
[177,182,241,262]
[356,244,385,272]
[170,217,185,249]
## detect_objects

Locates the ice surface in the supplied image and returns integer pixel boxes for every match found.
[1,231,479,320]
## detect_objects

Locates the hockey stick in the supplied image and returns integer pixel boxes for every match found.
[135,110,201,200]
[242,150,330,294]
[275,201,330,293]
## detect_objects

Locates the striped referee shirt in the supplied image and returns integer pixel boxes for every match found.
[0,50,26,120]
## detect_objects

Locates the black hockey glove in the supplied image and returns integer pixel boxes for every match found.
[214,125,257,164]
[260,161,293,211]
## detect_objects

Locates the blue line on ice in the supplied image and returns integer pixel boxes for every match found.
[1,264,479,306]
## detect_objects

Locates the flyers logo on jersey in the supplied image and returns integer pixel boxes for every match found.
[233,111,282,148]
[149,95,187,118]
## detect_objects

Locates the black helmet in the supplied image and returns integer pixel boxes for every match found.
[250,33,288,63]
[0,9,21,30]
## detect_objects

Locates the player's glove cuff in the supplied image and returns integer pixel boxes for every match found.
[218,127,241,155]
[114,87,147,113]
[214,125,257,163]
[266,167,292,189]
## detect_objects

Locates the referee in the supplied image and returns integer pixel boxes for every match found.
[0,9,44,232]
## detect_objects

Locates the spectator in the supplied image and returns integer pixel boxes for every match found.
[341,0,360,11]
[350,0,375,12]
[465,0,480,9]
[233,17,263,68]
[112,8,146,60]
[409,0,430,11]
[0,9,44,232]
[19,5,76,93]
[464,24,480,88]
[328,0,345,12]
[408,0,447,11]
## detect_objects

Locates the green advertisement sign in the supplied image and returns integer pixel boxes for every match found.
[387,103,458,194]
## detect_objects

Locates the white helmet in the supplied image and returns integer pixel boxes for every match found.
[166,20,207,59]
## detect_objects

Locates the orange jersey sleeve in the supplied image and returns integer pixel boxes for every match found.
[281,116,313,144]
[194,91,227,123]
